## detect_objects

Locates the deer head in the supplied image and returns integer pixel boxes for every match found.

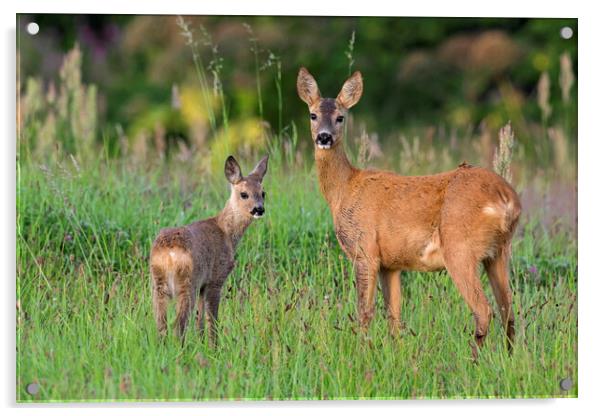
[224,155,269,219]
[297,67,363,150]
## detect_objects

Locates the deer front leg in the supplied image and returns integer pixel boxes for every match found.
[196,286,206,337]
[354,260,379,331]
[204,283,222,348]
[379,268,402,335]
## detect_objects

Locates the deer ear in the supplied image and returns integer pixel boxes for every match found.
[248,155,269,183]
[336,71,363,109]
[224,155,243,184]
[297,67,321,106]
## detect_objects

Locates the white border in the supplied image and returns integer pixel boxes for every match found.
[2,0,584,17]
[3,1,600,415]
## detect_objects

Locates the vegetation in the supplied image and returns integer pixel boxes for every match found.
[15,155,578,401]
[17,16,577,401]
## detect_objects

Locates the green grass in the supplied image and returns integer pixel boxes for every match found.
[16,156,577,402]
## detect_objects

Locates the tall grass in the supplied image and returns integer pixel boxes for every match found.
[344,31,356,147]
[199,23,229,135]
[17,154,577,401]
[176,16,218,135]
[243,23,264,123]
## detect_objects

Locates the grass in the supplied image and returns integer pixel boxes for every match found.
[16,154,577,401]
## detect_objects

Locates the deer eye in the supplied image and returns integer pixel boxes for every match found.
[262,191,266,198]
[240,192,249,199]
[336,115,344,123]
[310,113,317,120]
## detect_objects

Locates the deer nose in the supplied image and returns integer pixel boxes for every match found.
[251,205,265,217]
[316,132,333,146]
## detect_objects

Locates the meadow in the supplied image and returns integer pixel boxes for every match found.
[17,147,577,401]
[16,17,577,401]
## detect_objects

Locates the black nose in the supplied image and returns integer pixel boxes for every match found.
[251,206,265,216]
[316,132,333,146]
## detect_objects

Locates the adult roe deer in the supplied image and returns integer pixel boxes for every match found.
[150,155,268,345]
[297,67,521,358]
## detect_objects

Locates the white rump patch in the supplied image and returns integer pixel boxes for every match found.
[482,205,499,216]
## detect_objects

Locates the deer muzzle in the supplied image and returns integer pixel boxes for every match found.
[316,132,333,149]
[251,205,265,218]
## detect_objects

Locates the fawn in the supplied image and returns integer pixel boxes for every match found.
[297,67,521,358]
[150,155,268,345]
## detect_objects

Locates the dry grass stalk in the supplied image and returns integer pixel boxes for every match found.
[548,127,569,175]
[171,84,181,109]
[537,72,552,124]
[355,127,382,167]
[21,44,98,161]
[153,124,166,159]
[493,121,515,184]
[357,130,370,167]
[559,52,574,105]
[59,44,98,152]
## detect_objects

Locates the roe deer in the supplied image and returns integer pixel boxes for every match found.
[297,67,521,358]
[150,155,268,345]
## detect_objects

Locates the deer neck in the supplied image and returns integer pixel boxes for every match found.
[315,143,356,211]
[216,201,252,250]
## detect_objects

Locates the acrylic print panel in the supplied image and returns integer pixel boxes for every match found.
[16,14,577,402]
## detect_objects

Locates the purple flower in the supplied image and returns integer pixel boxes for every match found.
[528,265,542,283]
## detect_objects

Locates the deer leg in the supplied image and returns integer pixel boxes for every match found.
[444,249,492,360]
[354,260,379,330]
[204,284,222,348]
[175,285,195,343]
[151,266,169,337]
[196,286,206,337]
[484,246,515,353]
[379,268,402,335]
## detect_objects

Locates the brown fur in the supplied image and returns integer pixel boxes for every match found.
[298,67,521,358]
[150,155,268,345]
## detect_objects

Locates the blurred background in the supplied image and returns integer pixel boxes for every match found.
[17,15,577,233]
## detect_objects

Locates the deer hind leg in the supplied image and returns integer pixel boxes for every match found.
[379,268,402,335]
[173,259,195,342]
[484,245,515,353]
[354,260,379,330]
[151,265,169,337]
[443,248,492,360]
[175,284,195,342]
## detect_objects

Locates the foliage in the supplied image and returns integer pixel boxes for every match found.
[18,15,577,152]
